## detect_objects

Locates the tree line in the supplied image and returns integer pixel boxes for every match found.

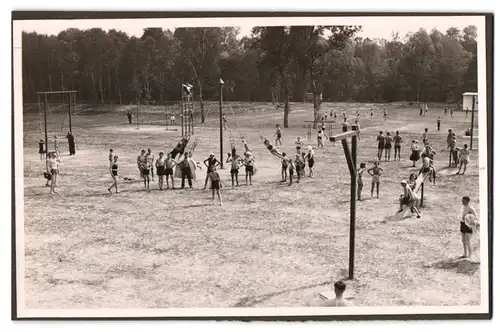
[22,25,477,126]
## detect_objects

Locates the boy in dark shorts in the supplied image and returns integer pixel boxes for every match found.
[209,170,223,206]
[288,158,294,186]
[164,153,177,189]
[39,139,45,161]
[376,131,385,161]
[393,131,402,161]
[460,196,478,258]
[294,154,305,183]
[281,152,288,182]
[226,149,242,187]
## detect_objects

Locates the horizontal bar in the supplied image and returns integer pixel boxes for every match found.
[329,130,357,142]
[37,90,77,94]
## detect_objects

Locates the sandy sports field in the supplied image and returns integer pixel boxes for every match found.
[21,102,481,308]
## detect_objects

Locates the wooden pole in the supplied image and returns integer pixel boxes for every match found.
[219,80,224,169]
[136,104,139,130]
[420,182,424,208]
[43,95,48,158]
[470,95,475,150]
[349,125,358,280]
[68,93,72,133]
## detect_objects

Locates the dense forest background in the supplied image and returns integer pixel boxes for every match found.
[22,25,477,106]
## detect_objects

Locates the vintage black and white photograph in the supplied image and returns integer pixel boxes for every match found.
[12,13,491,319]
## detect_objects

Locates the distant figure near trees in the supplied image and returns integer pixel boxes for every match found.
[127,111,132,124]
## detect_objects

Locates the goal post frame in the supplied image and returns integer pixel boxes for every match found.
[329,125,358,280]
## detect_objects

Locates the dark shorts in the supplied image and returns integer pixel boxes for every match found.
[282,166,287,172]
[289,168,294,175]
[39,149,44,154]
[308,159,315,168]
[156,166,165,176]
[277,134,282,139]
[395,145,401,151]
[401,196,411,205]
[165,168,173,176]
[422,167,430,173]
[378,143,385,150]
[142,169,150,176]
[112,171,118,177]
[460,221,473,234]
[50,169,58,175]
[231,168,239,175]
[211,180,221,190]
[385,144,392,149]
[245,165,253,173]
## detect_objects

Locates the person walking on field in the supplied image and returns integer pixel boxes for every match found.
[127,111,132,124]
[274,124,283,147]
[393,131,403,161]
[108,155,119,194]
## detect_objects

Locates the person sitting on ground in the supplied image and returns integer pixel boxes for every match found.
[320,281,349,307]
[397,180,421,218]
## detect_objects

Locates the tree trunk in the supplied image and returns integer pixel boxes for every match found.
[115,69,122,104]
[279,66,289,128]
[199,81,205,123]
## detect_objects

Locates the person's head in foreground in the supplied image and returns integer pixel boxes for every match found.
[141,149,145,155]
[159,152,164,158]
[334,281,346,299]
[282,152,286,157]
[184,152,189,158]
[464,144,468,149]
[188,152,193,158]
[359,162,366,169]
[409,173,416,181]
[400,180,407,188]
[113,156,118,162]
[209,152,215,159]
[379,131,383,135]
[462,196,471,206]
[374,161,379,166]
[109,148,113,153]
[396,130,400,135]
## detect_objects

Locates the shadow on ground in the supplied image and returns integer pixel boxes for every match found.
[423,257,480,275]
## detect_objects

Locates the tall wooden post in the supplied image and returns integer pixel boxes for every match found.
[349,125,357,280]
[470,95,475,150]
[219,79,224,169]
[420,182,425,207]
[136,103,139,130]
[43,95,48,158]
[68,93,73,133]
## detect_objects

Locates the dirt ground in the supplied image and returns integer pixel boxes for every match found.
[21,102,481,308]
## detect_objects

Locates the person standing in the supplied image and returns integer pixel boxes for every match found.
[376,131,385,161]
[437,117,441,131]
[410,140,421,167]
[156,152,166,190]
[457,144,471,175]
[108,155,119,194]
[127,111,132,124]
[164,153,177,189]
[53,135,60,157]
[384,132,393,162]
[66,131,76,156]
[460,196,478,258]
[274,124,283,147]
[203,153,221,189]
[209,170,223,206]
[422,128,429,145]
[367,161,383,198]
[46,152,61,195]
[180,152,193,189]
[222,114,228,130]
[357,163,366,201]
[383,108,388,121]
[444,106,448,116]
[393,131,403,161]
[38,139,45,161]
